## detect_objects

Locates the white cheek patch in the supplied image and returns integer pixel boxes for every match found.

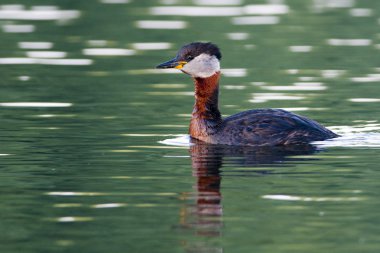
[182,53,220,78]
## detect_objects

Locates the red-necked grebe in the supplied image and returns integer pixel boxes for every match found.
[156,42,338,146]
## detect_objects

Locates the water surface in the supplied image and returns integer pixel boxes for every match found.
[1,0,380,252]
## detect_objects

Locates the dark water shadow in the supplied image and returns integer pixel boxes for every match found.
[179,141,321,252]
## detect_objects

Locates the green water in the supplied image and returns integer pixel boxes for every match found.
[1,0,380,252]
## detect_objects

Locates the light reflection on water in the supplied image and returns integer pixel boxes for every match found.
[0,6,80,20]
[350,74,380,83]
[2,24,35,33]
[18,41,53,49]
[249,93,306,103]
[25,51,67,58]
[0,102,72,107]
[131,42,172,50]
[0,58,93,65]
[314,133,380,148]
[262,194,363,202]
[261,82,327,91]
[311,0,355,11]
[100,0,131,4]
[82,48,136,56]
[232,16,280,25]
[135,20,188,29]
[327,38,372,46]
[349,8,373,17]
[150,6,243,16]
[150,4,289,16]
[1,0,380,252]
[289,45,313,53]
[226,32,249,40]
[193,0,243,5]
[348,98,380,102]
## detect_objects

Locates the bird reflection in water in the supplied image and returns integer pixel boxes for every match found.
[180,140,319,252]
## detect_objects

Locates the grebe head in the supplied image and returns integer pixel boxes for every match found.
[156,42,222,78]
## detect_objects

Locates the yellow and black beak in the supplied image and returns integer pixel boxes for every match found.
[156,58,187,69]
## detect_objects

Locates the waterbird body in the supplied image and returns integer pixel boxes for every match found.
[157,42,338,146]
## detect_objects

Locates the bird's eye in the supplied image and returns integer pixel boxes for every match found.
[186,55,194,61]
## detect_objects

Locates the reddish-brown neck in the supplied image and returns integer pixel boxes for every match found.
[189,72,222,138]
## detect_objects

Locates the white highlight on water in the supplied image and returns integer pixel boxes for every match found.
[321,69,345,79]
[150,4,289,16]
[261,82,326,91]
[150,6,242,16]
[18,41,53,49]
[222,68,247,77]
[289,45,313,52]
[46,191,105,196]
[193,0,243,5]
[86,40,109,47]
[0,102,72,107]
[350,74,380,83]
[100,0,131,3]
[18,76,30,81]
[315,133,380,148]
[312,0,355,12]
[82,48,135,56]
[92,203,127,208]
[249,93,306,103]
[349,8,373,17]
[2,24,35,33]
[0,58,93,65]
[244,4,289,15]
[298,76,317,81]
[327,39,372,46]
[159,135,192,147]
[0,7,80,20]
[262,195,362,202]
[135,20,187,29]
[131,42,172,50]
[348,98,380,103]
[226,33,249,40]
[26,51,67,58]
[232,16,280,25]
[55,217,93,222]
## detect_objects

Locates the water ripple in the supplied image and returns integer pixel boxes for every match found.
[314,132,380,148]
[262,195,363,202]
